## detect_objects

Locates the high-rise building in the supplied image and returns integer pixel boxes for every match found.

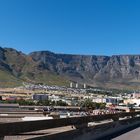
[76,83,78,88]
[70,82,73,88]
[84,83,86,89]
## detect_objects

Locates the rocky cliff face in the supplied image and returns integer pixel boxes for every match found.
[29,52,140,89]
[95,55,140,81]
[1,46,140,89]
[30,52,110,81]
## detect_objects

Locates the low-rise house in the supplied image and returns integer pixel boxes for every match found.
[33,94,48,101]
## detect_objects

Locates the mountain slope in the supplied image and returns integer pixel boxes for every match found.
[29,52,140,89]
[0,47,140,89]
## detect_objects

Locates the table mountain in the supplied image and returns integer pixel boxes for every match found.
[0,46,140,89]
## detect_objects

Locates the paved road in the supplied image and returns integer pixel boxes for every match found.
[113,127,140,140]
[4,126,73,140]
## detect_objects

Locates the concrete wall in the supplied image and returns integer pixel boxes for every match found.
[28,117,140,140]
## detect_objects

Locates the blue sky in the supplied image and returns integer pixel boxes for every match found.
[0,0,140,55]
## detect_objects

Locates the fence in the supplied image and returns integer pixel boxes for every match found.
[0,111,140,139]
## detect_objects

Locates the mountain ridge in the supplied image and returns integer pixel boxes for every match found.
[0,46,140,89]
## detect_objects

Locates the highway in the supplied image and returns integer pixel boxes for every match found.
[113,127,140,140]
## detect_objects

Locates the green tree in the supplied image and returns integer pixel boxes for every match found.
[56,100,68,106]
[80,99,96,109]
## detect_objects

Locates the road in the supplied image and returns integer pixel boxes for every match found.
[113,127,140,140]
[4,126,73,140]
